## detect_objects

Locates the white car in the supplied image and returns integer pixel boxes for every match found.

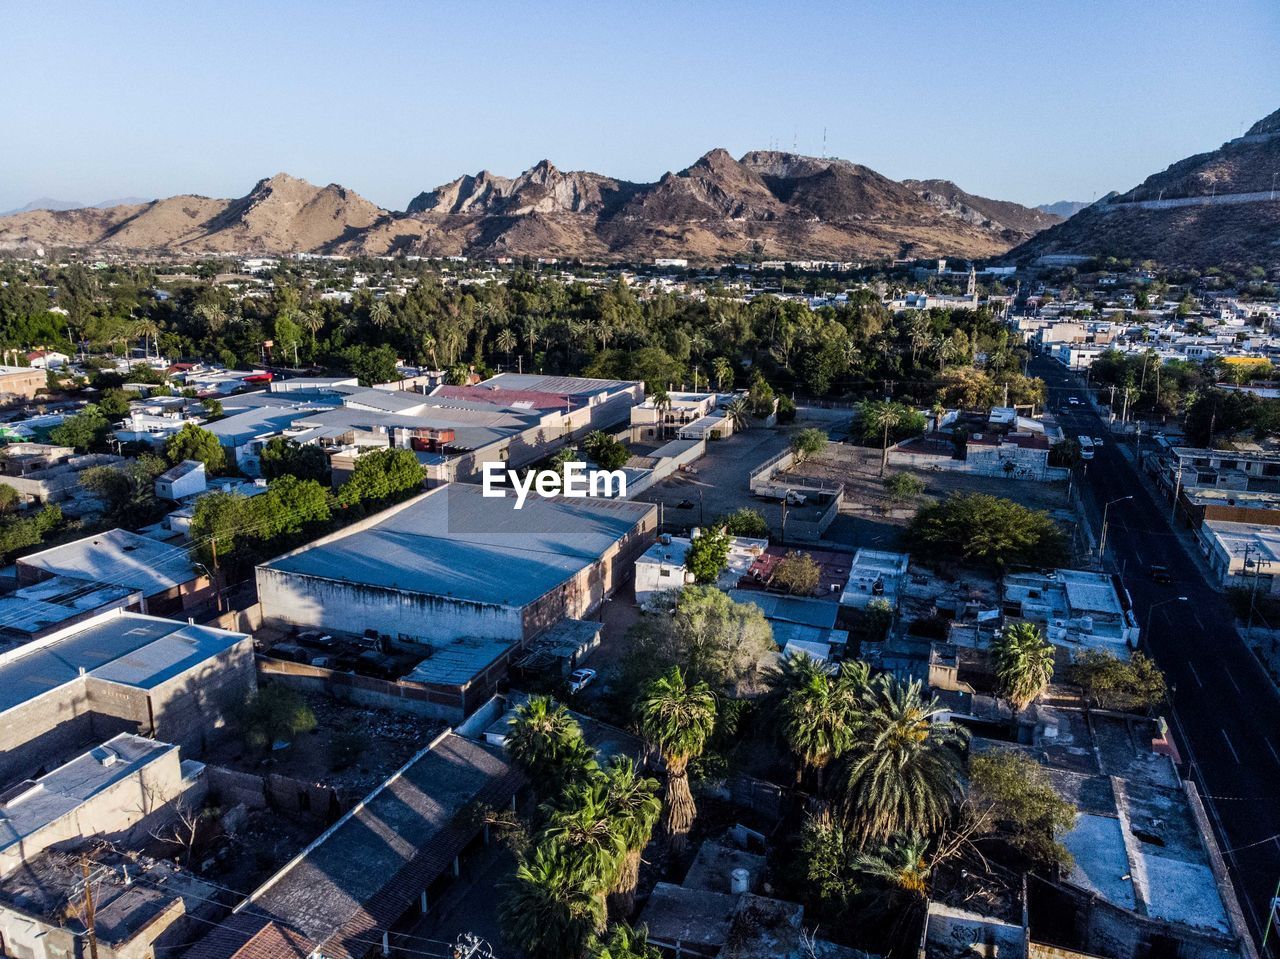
[1092,436,1105,447]
[569,668,597,693]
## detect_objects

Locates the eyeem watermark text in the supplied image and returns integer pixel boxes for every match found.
[481,462,627,509]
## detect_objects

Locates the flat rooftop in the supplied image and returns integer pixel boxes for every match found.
[0,574,139,639]
[0,734,173,857]
[0,611,249,716]
[1203,520,1280,562]
[18,527,198,596]
[403,635,514,687]
[261,484,654,609]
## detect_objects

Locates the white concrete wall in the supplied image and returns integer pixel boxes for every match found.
[255,567,525,643]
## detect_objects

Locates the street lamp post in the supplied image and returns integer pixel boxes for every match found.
[1099,495,1134,559]
[1142,595,1189,650]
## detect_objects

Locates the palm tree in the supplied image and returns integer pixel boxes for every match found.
[832,676,966,844]
[542,777,627,927]
[601,756,661,916]
[193,303,228,334]
[369,299,391,328]
[712,357,734,392]
[505,695,596,790]
[778,655,866,788]
[859,400,911,477]
[524,316,542,359]
[300,310,324,351]
[130,318,160,360]
[724,397,749,432]
[635,667,716,856]
[853,834,932,896]
[589,923,661,959]
[501,844,604,959]
[496,327,517,365]
[421,333,440,369]
[448,363,472,386]
[991,622,1055,712]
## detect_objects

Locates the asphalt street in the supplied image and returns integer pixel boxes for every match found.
[1033,355,1280,955]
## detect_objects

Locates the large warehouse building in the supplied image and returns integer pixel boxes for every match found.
[256,484,656,644]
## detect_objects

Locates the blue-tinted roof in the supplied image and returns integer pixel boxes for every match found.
[0,614,248,715]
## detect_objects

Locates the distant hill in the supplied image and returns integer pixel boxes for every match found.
[1,196,153,216]
[1013,108,1280,268]
[1036,200,1090,219]
[0,153,1061,262]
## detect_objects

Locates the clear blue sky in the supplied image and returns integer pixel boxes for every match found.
[3,0,1277,212]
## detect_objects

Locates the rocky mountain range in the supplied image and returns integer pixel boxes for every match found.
[1013,108,1280,268]
[1035,200,1089,219]
[0,151,1063,263]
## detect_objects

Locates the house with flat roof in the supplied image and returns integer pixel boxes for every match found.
[257,483,656,645]
[0,609,254,787]
[1002,568,1138,657]
[16,527,213,615]
[0,733,203,878]
[1198,520,1280,593]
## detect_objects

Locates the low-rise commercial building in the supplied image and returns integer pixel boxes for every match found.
[257,483,656,644]
[0,610,254,787]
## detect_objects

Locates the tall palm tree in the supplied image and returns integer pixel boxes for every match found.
[635,667,716,855]
[601,756,661,917]
[859,400,910,477]
[505,695,596,790]
[992,622,1055,712]
[193,303,228,334]
[496,327,517,365]
[712,357,734,392]
[130,318,160,360]
[832,676,966,844]
[369,299,391,328]
[421,333,440,369]
[300,310,324,351]
[542,778,627,928]
[501,844,604,959]
[778,656,866,788]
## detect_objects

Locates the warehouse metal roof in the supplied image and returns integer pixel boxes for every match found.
[261,484,655,609]
[17,528,199,597]
[0,612,249,715]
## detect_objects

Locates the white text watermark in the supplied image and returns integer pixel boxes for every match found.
[481,461,627,509]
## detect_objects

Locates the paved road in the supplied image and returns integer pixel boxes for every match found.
[1033,355,1280,954]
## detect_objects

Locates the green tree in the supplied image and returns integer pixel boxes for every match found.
[635,667,717,855]
[541,777,627,924]
[98,388,133,418]
[589,923,661,959]
[671,585,774,687]
[684,527,730,583]
[504,696,597,793]
[833,676,966,843]
[908,492,1067,568]
[724,397,749,431]
[343,343,399,386]
[718,507,768,538]
[235,686,316,751]
[501,844,604,959]
[1067,650,1167,712]
[992,622,1055,711]
[856,401,925,477]
[164,423,226,474]
[885,472,926,502]
[778,655,866,787]
[794,811,861,916]
[0,484,18,514]
[583,430,630,471]
[337,447,425,507]
[600,757,661,917]
[789,427,828,464]
[771,550,821,596]
[49,404,110,452]
[967,751,1077,868]
[260,437,331,484]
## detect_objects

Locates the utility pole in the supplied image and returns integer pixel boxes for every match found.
[80,858,100,959]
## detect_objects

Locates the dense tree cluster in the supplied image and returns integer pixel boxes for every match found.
[908,492,1068,567]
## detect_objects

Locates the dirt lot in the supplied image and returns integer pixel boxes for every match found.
[206,691,443,793]
[780,441,1072,552]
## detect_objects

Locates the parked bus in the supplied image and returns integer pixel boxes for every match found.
[1078,435,1095,460]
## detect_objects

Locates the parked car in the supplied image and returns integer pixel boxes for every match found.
[297,630,336,649]
[269,642,309,664]
[308,655,337,669]
[1092,436,1105,448]
[1150,564,1172,584]
[569,668,597,693]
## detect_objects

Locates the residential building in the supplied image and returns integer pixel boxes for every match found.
[0,365,48,402]
[1002,568,1139,657]
[155,459,207,501]
[1198,520,1280,593]
[840,549,910,609]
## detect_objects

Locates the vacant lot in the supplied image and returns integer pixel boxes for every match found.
[780,441,1072,552]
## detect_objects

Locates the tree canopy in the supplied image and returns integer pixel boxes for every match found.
[908,492,1067,567]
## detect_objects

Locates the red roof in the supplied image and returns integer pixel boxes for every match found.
[434,384,579,411]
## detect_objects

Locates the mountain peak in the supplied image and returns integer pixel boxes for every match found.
[1245,107,1280,138]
